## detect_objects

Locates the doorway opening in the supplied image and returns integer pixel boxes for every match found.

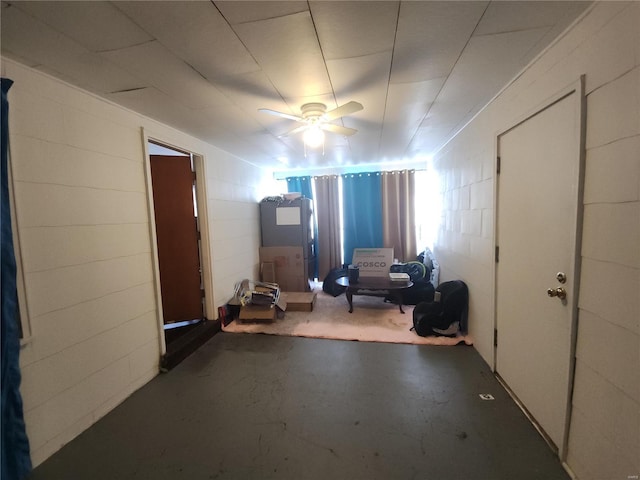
[146,139,218,369]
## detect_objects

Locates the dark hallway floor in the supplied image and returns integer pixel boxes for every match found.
[29,333,569,480]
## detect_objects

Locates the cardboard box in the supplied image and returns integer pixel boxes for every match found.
[260,262,276,283]
[259,246,311,292]
[280,292,316,312]
[277,275,310,292]
[351,248,394,277]
[239,304,276,323]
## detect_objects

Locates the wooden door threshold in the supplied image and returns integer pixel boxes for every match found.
[161,319,220,371]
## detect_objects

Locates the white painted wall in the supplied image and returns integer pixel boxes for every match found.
[431,2,639,478]
[2,58,276,466]
[3,2,638,475]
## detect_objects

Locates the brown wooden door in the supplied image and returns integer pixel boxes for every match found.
[150,155,203,324]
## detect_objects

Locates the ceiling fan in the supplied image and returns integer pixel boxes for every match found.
[259,101,363,148]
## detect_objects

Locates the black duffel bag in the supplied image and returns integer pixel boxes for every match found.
[322,267,348,297]
[412,280,469,336]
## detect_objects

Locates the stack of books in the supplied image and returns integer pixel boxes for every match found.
[389,272,410,282]
[235,279,280,306]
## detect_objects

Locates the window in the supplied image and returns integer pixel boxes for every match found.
[414,168,441,252]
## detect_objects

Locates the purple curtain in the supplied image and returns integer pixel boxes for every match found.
[381,170,416,262]
[314,175,341,279]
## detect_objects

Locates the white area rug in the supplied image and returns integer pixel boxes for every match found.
[222,288,473,346]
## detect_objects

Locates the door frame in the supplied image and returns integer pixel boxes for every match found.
[141,129,215,355]
[492,76,586,460]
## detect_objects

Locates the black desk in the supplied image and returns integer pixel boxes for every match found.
[335,276,413,313]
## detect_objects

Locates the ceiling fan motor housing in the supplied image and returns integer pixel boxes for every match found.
[300,102,328,121]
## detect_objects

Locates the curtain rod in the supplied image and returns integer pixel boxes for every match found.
[284,169,422,180]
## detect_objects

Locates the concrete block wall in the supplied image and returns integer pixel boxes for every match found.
[2,58,275,466]
[206,157,274,305]
[431,2,639,478]
[568,5,639,476]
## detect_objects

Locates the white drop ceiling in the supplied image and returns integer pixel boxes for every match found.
[1,1,591,174]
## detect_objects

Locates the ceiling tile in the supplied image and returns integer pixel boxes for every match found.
[215,1,308,24]
[107,87,204,131]
[449,27,550,86]
[392,1,487,83]
[310,1,399,60]
[379,78,444,159]
[1,3,86,66]
[232,11,331,100]
[409,27,551,156]
[3,51,39,68]
[1,3,144,93]
[213,70,283,105]
[326,52,392,113]
[244,132,297,160]
[343,130,383,164]
[53,53,145,94]
[406,123,457,158]
[213,70,297,136]
[325,52,394,161]
[475,1,589,36]
[114,1,260,80]
[101,41,230,109]
[13,1,152,52]
[201,104,267,137]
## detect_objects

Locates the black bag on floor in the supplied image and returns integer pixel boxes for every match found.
[322,267,348,297]
[412,280,468,337]
[386,278,435,305]
[386,261,434,305]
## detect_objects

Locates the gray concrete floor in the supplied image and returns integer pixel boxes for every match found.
[29,333,569,479]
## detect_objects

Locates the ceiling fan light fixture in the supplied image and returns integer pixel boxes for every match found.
[303,125,324,149]
[259,101,362,152]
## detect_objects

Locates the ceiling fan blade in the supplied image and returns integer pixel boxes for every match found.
[258,108,303,123]
[321,123,358,136]
[323,101,363,121]
[278,124,308,138]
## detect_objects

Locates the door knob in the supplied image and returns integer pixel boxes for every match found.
[547,287,567,300]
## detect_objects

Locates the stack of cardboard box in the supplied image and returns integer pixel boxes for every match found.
[232,280,283,323]
[259,246,311,292]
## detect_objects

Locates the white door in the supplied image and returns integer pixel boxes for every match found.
[495,85,583,458]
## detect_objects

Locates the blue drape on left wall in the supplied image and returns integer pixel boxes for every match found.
[286,176,318,279]
[1,78,32,480]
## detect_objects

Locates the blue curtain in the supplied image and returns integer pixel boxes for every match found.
[1,78,32,479]
[342,172,383,265]
[286,176,318,279]
[286,176,313,200]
